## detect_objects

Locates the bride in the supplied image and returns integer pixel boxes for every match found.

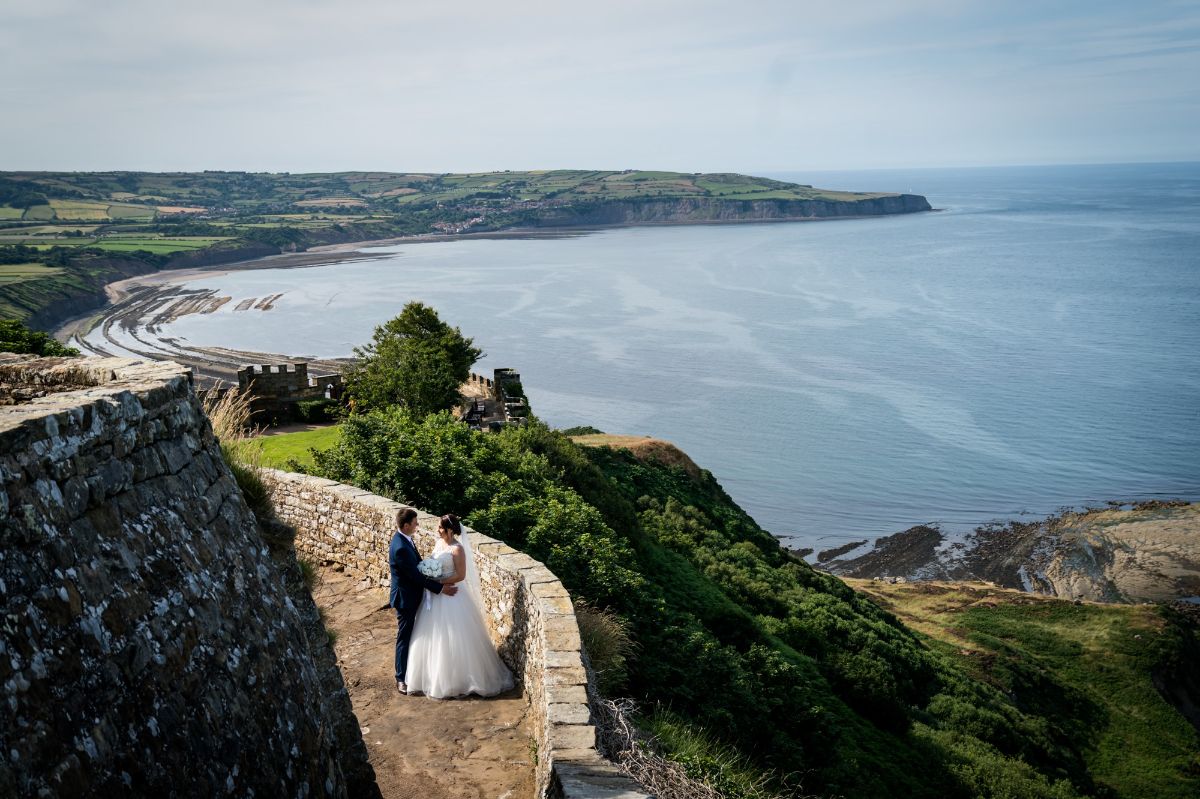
[405,514,515,698]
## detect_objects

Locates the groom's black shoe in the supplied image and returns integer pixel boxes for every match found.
[397,680,407,694]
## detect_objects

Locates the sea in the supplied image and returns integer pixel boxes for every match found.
[153,162,1200,553]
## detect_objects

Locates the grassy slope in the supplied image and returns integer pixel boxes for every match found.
[266,421,1200,797]
[849,580,1200,798]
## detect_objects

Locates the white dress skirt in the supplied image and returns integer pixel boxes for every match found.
[405,544,515,698]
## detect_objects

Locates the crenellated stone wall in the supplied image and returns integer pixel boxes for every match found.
[0,355,373,798]
[260,469,653,799]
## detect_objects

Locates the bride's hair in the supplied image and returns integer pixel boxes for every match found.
[439,514,462,537]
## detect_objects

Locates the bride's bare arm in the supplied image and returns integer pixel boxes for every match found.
[441,545,467,585]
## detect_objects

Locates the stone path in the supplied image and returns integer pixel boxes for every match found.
[313,568,535,799]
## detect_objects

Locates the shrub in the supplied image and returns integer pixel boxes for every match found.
[295,397,337,422]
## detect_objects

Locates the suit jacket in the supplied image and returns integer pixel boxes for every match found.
[389,531,443,612]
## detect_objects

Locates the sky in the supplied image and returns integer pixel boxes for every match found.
[2,0,1198,173]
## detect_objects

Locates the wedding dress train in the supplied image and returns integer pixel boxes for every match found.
[405,539,514,699]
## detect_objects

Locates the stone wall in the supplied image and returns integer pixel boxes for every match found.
[233,363,344,422]
[0,355,371,798]
[260,469,652,799]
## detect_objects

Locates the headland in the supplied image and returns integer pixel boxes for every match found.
[1,169,931,332]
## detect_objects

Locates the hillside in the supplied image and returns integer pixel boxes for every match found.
[0,169,930,327]
[287,415,1200,798]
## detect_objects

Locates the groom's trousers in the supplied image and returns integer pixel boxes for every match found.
[395,607,418,682]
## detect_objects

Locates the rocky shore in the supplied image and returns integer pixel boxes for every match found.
[823,501,1200,604]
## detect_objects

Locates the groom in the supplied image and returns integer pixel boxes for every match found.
[389,507,456,694]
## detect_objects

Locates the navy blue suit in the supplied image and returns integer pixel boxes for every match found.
[389,531,444,683]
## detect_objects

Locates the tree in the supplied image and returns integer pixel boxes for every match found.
[344,301,481,416]
[0,319,80,356]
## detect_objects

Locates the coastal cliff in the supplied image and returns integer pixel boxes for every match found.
[1,169,933,333]
[526,193,932,226]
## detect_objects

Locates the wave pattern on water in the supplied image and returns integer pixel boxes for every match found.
[146,163,1200,550]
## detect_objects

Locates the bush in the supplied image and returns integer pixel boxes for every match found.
[0,319,79,356]
[560,425,604,436]
[295,397,337,422]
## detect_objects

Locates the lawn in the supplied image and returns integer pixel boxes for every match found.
[254,424,341,470]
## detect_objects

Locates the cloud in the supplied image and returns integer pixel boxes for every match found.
[1,1,1197,170]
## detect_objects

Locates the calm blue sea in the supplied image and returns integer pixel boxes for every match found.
[165,163,1200,550]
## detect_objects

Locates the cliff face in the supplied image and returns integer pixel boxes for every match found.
[15,244,279,332]
[0,355,369,797]
[526,194,932,227]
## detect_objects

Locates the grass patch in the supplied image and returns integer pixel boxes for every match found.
[576,599,638,694]
[0,262,63,285]
[0,206,24,219]
[640,711,802,799]
[91,236,229,254]
[106,203,156,220]
[256,424,342,470]
[48,200,112,221]
[22,204,55,220]
[849,580,1200,798]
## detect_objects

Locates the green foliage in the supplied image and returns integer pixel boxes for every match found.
[560,425,604,436]
[343,301,482,416]
[294,397,337,422]
[312,411,641,604]
[306,410,1199,797]
[0,318,79,356]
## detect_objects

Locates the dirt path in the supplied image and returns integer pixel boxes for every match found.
[312,568,535,799]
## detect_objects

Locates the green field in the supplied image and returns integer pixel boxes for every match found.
[48,200,114,221]
[0,206,24,220]
[91,236,231,254]
[0,262,64,285]
[254,425,341,469]
[21,204,55,220]
[106,203,157,220]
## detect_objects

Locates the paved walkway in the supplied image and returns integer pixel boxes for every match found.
[313,569,535,799]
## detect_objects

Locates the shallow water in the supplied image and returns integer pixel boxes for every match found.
[146,163,1200,550]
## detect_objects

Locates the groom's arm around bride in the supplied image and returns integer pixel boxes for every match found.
[389,508,456,693]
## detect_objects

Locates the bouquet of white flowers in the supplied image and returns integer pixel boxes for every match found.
[418,557,443,579]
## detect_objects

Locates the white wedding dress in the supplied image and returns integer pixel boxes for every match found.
[406,538,515,699]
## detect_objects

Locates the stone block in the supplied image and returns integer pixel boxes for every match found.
[544,684,588,705]
[531,579,571,598]
[548,723,597,751]
[544,649,582,669]
[547,702,591,726]
[538,595,575,616]
[545,665,588,686]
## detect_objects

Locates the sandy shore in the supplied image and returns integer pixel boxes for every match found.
[52,228,602,384]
